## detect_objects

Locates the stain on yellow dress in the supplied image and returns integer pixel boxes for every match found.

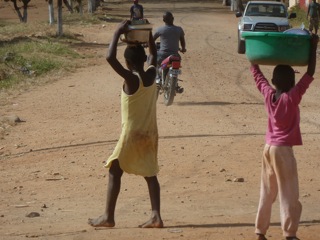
[105,67,159,177]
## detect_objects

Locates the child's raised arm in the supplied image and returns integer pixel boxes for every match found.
[147,31,157,67]
[307,34,319,77]
[106,20,131,79]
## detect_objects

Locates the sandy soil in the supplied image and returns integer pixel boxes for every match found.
[1,1,320,240]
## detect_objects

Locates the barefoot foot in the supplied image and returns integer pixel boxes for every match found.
[88,214,115,228]
[139,216,163,228]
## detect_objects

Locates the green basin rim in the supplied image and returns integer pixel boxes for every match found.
[242,31,311,39]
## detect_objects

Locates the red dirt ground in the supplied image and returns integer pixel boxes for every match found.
[1,1,320,240]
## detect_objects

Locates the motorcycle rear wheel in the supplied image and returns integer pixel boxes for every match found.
[163,74,177,106]
[156,84,161,100]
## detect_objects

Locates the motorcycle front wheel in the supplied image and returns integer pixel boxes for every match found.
[163,74,177,106]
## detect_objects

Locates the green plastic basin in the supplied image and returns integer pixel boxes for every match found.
[242,32,311,66]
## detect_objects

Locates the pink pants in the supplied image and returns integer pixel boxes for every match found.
[255,144,302,237]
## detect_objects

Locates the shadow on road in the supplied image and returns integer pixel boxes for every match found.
[167,219,320,229]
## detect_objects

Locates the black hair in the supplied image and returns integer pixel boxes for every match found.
[163,11,173,18]
[271,65,295,93]
[124,44,146,66]
[163,11,174,24]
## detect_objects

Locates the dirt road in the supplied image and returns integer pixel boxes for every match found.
[1,1,320,240]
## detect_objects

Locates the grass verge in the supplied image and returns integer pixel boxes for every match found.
[0,11,114,90]
[0,39,81,89]
[289,4,309,29]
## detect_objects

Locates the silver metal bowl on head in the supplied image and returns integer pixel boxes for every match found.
[121,19,153,44]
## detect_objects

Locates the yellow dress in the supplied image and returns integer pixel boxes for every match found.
[105,67,159,177]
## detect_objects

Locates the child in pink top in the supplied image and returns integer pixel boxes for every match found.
[250,34,318,240]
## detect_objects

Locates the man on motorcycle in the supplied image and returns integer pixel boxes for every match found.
[153,11,186,93]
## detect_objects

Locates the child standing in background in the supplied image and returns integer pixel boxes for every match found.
[130,0,144,20]
[250,34,318,240]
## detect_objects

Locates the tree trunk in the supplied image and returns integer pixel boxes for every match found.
[74,0,83,15]
[11,0,24,22]
[22,9,28,23]
[237,0,245,13]
[48,0,55,25]
[63,0,74,13]
[22,0,30,22]
[88,0,96,13]
[96,0,100,8]
[68,0,74,11]
[22,0,29,23]
[57,0,63,36]
[78,0,83,15]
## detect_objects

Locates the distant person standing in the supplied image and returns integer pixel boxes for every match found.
[130,0,144,20]
[307,0,320,34]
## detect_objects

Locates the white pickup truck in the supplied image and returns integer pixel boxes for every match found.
[236,1,296,54]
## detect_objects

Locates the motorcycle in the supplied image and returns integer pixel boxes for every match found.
[156,44,183,106]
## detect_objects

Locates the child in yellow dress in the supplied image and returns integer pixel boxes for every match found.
[88,20,163,228]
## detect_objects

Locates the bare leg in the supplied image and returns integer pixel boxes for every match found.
[139,176,163,228]
[88,160,123,227]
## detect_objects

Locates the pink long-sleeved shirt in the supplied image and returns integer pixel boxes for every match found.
[250,65,314,146]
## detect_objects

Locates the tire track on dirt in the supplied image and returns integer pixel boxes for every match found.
[168,13,269,142]
[204,33,320,131]
[204,31,262,102]
[179,12,258,103]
